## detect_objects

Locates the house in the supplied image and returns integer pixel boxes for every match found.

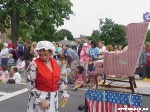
[75,35,89,43]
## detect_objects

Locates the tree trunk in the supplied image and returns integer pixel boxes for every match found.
[11,10,20,44]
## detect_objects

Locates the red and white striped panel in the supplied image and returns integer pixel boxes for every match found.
[103,22,149,77]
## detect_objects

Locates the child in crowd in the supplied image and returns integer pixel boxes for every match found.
[72,66,85,91]
[87,56,95,84]
[7,53,15,71]
[66,66,72,84]
[59,55,68,93]
[0,66,9,82]
[60,54,68,84]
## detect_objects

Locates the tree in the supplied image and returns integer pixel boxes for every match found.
[87,36,93,41]
[31,24,57,42]
[56,29,74,40]
[100,18,126,46]
[91,30,100,42]
[19,22,58,42]
[0,0,73,43]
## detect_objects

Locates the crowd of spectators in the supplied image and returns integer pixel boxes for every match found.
[0,37,149,87]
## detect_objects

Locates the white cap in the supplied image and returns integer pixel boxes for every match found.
[83,43,88,46]
[3,43,8,47]
[36,41,56,54]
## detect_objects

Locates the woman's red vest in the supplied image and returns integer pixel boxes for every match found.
[34,58,61,92]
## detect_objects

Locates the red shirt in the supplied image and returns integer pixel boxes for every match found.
[34,58,61,92]
[76,74,84,81]
[8,43,16,49]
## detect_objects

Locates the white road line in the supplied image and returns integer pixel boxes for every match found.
[18,82,26,85]
[0,92,8,95]
[0,88,28,101]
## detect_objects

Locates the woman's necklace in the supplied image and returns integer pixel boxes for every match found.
[44,60,50,64]
[44,60,52,71]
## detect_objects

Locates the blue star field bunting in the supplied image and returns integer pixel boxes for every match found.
[85,89,142,112]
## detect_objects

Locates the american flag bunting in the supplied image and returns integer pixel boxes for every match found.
[85,89,142,112]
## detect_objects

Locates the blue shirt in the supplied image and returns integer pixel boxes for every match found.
[66,48,79,60]
[56,47,62,53]
[88,47,100,59]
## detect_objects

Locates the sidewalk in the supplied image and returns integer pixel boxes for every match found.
[135,80,150,95]
[91,75,150,95]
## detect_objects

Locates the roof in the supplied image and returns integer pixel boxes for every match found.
[57,40,77,46]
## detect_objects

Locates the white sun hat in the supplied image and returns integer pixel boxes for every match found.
[36,41,56,54]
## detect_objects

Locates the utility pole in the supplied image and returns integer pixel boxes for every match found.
[99,18,103,34]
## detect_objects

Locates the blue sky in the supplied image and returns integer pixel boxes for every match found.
[58,0,150,38]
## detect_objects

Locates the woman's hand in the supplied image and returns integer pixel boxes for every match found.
[39,100,49,110]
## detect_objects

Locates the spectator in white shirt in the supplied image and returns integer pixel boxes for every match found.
[8,67,21,84]
[98,41,106,53]
[98,41,106,60]
[0,43,9,66]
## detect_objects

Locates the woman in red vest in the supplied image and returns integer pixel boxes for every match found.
[26,41,69,112]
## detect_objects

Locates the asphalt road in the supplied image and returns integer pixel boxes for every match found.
[0,86,86,112]
[0,83,150,112]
